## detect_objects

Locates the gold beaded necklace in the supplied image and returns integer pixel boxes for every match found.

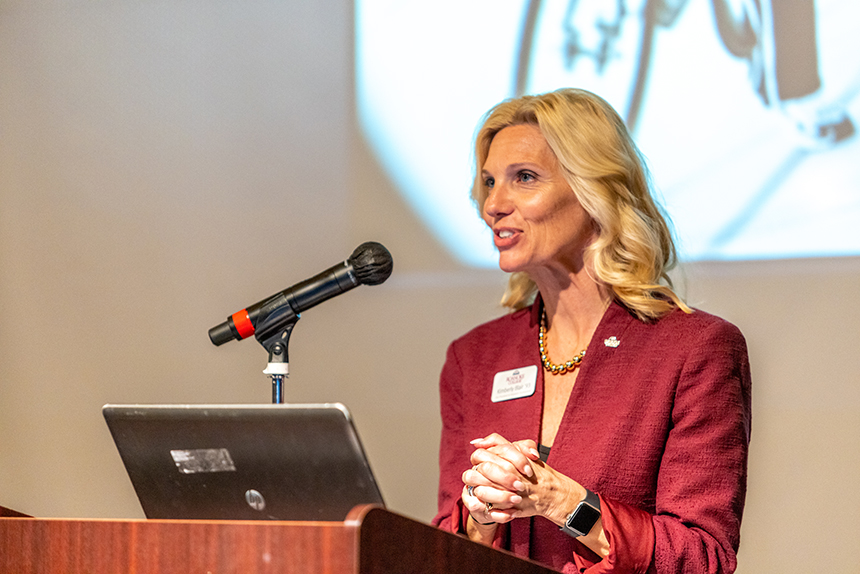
[539,309,586,375]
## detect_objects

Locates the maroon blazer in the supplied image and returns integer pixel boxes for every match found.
[433,300,751,574]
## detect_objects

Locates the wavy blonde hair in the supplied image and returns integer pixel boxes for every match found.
[472,88,690,320]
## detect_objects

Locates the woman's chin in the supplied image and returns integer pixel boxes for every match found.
[497,256,527,274]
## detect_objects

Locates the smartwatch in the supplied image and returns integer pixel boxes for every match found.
[560,488,601,538]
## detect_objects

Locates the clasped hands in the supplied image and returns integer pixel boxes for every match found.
[461,433,582,528]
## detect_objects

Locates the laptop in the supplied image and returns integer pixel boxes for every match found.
[103,403,384,521]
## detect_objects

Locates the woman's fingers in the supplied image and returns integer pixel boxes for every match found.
[464,434,578,523]
[461,484,519,524]
[463,463,523,502]
[470,450,528,491]
[470,439,535,479]
[511,439,541,460]
[487,443,536,477]
[465,434,552,516]
[472,460,528,492]
[461,465,495,488]
[472,435,540,462]
[469,433,512,450]
[465,482,522,507]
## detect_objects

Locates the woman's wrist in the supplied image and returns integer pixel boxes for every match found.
[468,513,497,527]
[466,513,498,544]
[542,473,588,527]
[469,514,498,528]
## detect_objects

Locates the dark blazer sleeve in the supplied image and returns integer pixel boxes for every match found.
[432,308,538,549]
[433,340,470,533]
[649,319,752,574]
[589,318,752,574]
[433,337,511,549]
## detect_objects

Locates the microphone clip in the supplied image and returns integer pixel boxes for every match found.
[255,303,300,404]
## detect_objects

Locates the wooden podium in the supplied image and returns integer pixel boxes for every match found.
[1,504,556,574]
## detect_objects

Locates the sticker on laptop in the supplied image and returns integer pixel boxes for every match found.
[170,448,236,474]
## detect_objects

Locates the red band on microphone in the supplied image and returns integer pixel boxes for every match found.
[231,310,255,339]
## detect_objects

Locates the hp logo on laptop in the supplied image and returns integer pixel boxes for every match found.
[244,489,266,512]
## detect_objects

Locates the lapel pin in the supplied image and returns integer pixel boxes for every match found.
[604,336,620,348]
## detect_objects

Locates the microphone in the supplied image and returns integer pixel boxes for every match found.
[208,242,393,346]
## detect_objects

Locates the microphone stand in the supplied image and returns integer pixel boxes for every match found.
[253,302,300,404]
[208,243,393,403]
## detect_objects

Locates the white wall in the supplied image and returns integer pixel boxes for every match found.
[1,2,858,572]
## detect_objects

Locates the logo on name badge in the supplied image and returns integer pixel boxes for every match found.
[491,365,538,403]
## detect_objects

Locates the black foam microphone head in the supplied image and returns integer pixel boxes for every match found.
[348,242,393,286]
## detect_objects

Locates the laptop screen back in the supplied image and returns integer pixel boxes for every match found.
[103,403,384,521]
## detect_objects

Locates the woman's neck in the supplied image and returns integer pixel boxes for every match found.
[536,271,610,355]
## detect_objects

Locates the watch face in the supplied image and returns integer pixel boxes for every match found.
[568,503,601,535]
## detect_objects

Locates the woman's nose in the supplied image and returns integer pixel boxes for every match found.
[483,184,512,221]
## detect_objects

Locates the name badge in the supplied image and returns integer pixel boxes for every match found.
[491,365,538,403]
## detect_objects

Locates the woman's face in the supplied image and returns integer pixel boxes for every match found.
[481,124,596,277]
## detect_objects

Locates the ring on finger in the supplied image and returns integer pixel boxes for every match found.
[485,502,493,513]
[467,485,476,498]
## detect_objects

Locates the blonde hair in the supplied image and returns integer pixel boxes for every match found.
[472,88,690,320]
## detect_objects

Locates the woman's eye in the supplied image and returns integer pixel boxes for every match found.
[484,177,495,188]
[518,171,535,183]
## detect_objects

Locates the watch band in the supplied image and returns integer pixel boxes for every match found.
[560,488,601,538]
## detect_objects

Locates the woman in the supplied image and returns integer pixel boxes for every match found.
[432,88,751,574]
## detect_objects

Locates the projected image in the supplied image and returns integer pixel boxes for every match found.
[356,0,860,265]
